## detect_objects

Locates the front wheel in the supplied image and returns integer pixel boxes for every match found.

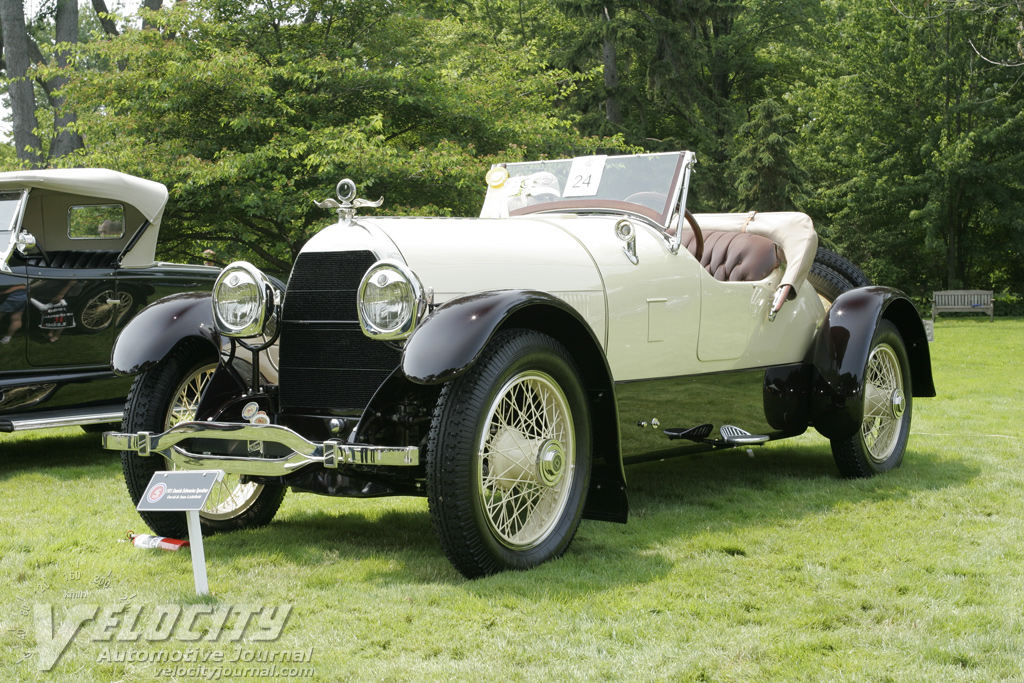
[426,329,592,578]
[120,340,286,538]
[830,320,912,477]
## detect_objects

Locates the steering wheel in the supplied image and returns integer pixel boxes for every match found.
[684,209,704,262]
[623,192,703,261]
[623,191,667,212]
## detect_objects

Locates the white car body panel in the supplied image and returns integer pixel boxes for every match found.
[305,210,825,383]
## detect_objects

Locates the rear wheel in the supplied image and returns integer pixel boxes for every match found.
[121,340,285,538]
[427,329,592,578]
[830,320,912,477]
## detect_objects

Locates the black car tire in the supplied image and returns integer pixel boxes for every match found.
[808,262,852,308]
[121,339,285,538]
[814,247,871,288]
[830,320,912,478]
[426,329,592,578]
[808,248,870,309]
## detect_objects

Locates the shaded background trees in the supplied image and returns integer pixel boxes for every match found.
[0,0,1021,294]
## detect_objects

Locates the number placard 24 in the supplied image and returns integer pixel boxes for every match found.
[562,156,607,198]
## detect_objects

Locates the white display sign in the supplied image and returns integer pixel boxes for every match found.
[138,470,222,512]
[561,155,607,197]
[138,470,225,595]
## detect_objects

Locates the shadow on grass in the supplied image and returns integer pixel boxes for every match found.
[459,440,978,597]
[0,429,119,481]
[170,438,976,593]
[200,504,464,584]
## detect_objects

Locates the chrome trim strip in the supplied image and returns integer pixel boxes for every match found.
[102,421,419,476]
[2,409,123,432]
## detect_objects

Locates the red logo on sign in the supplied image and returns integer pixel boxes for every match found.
[148,482,167,503]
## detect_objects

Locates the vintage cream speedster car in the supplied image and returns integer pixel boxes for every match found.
[104,151,934,577]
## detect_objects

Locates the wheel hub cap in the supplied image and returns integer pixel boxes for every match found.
[537,439,566,487]
[890,388,906,419]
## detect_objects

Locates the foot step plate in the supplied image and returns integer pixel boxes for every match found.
[720,425,769,445]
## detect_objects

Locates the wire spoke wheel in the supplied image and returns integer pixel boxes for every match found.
[80,290,133,330]
[427,329,592,577]
[163,360,263,521]
[861,344,905,463]
[479,371,575,549]
[122,341,285,538]
[830,320,912,478]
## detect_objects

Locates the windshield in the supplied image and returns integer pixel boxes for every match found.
[0,192,21,232]
[480,151,695,227]
[0,191,25,272]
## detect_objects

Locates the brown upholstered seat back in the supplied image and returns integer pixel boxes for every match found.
[680,230,781,283]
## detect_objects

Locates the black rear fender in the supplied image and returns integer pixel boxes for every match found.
[809,287,934,440]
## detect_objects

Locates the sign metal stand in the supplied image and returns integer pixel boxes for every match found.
[137,470,226,595]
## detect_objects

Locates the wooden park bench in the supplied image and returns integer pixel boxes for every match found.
[932,290,994,322]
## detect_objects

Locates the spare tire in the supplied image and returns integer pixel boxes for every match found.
[814,247,870,286]
[808,248,870,309]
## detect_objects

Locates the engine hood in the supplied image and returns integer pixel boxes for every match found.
[304,215,605,305]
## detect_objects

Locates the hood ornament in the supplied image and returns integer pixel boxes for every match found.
[315,179,384,226]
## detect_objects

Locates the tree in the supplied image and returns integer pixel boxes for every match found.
[792,0,1024,294]
[0,0,120,165]
[729,96,805,212]
[0,0,44,164]
[56,0,607,270]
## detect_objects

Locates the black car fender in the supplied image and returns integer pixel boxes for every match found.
[809,286,935,440]
[402,289,629,523]
[111,292,217,376]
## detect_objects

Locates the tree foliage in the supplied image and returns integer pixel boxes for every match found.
[1,0,1021,294]
[791,0,1024,293]
[55,0,612,270]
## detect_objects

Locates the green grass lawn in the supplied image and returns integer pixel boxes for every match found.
[2,318,1022,682]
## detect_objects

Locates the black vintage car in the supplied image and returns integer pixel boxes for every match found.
[0,169,219,434]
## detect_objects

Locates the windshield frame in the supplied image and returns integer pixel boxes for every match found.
[0,190,29,274]
[485,151,696,241]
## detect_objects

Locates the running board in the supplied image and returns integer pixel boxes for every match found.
[0,407,123,433]
[663,423,768,447]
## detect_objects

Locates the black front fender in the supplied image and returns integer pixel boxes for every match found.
[403,289,593,385]
[810,286,935,440]
[111,292,218,376]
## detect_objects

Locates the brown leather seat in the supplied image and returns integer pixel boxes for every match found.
[680,230,780,283]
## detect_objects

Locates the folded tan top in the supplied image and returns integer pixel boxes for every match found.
[692,211,818,295]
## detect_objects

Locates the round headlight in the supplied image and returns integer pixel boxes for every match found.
[357,261,425,340]
[213,262,273,337]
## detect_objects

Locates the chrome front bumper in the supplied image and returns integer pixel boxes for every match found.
[102,421,419,477]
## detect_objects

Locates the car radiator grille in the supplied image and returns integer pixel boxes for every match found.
[278,250,400,412]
